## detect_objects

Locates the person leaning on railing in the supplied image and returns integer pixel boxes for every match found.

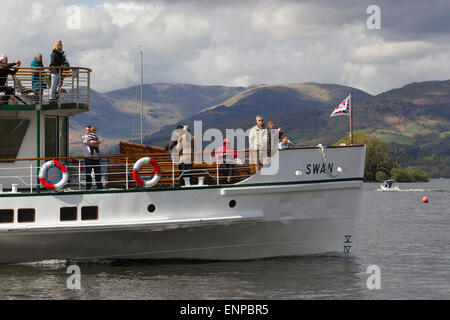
[0,54,21,105]
[215,138,237,183]
[31,53,47,96]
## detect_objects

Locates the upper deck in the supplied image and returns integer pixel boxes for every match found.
[0,66,91,115]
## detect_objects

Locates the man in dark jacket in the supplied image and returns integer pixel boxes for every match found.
[0,55,21,104]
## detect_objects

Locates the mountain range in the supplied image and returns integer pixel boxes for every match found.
[69,80,450,177]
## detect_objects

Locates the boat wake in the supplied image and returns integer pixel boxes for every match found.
[376,188,449,192]
[14,258,117,267]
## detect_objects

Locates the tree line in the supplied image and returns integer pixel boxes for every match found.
[335,132,430,182]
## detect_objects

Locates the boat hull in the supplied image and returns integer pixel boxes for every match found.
[0,146,365,263]
[0,181,362,263]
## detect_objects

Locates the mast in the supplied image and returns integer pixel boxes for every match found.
[139,46,144,145]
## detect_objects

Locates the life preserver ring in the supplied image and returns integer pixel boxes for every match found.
[39,160,69,191]
[132,157,161,188]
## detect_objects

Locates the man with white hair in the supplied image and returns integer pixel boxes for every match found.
[0,55,21,104]
[249,115,268,172]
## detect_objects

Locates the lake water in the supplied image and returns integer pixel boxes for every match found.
[0,179,449,300]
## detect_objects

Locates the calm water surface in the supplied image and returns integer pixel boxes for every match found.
[1,179,449,299]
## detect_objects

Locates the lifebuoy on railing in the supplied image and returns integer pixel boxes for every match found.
[132,157,161,188]
[39,160,69,191]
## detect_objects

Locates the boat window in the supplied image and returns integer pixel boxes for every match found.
[59,117,68,157]
[18,208,35,223]
[0,119,30,162]
[0,209,14,223]
[45,116,58,157]
[81,206,98,220]
[60,207,77,221]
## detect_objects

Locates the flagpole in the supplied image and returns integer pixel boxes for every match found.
[350,92,353,145]
[139,45,143,145]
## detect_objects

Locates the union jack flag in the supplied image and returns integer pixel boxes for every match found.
[330,94,351,117]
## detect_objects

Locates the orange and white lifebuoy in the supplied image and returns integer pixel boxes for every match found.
[132,157,161,188]
[39,160,69,191]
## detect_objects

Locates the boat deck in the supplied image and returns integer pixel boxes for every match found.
[0,66,91,115]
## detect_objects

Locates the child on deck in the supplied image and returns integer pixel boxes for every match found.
[278,134,295,150]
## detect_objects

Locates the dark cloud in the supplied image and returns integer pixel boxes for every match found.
[3,0,447,94]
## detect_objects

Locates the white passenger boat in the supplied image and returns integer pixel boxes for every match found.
[0,66,366,264]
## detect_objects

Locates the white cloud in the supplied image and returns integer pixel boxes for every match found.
[351,41,435,63]
[0,0,448,94]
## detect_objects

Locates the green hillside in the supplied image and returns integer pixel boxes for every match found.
[70,83,245,140]
[69,80,450,177]
[143,83,371,146]
[143,80,450,177]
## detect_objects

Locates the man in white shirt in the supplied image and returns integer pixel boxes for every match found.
[175,125,194,185]
[248,115,269,172]
[82,125,103,190]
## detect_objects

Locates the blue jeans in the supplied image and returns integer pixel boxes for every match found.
[85,158,103,190]
[0,86,14,104]
[50,73,61,100]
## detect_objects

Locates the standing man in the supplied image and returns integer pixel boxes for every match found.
[176,125,194,185]
[82,125,103,190]
[266,120,282,156]
[249,115,268,172]
[0,55,21,105]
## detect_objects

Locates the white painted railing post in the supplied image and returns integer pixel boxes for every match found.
[30,164,33,193]
[172,161,175,188]
[216,161,219,185]
[76,68,80,108]
[126,157,129,190]
[78,160,82,190]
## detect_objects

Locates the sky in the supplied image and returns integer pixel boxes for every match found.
[1,0,449,94]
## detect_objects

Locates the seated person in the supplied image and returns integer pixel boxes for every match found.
[0,55,21,105]
[278,134,295,150]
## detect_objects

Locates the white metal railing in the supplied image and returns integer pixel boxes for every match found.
[0,151,262,193]
[0,66,91,107]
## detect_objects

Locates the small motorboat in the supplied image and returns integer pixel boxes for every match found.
[380,180,400,191]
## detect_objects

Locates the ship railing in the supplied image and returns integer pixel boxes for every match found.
[0,151,262,193]
[0,66,91,108]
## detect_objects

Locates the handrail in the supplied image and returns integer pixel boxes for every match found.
[0,152,255,192]
[0,66,92,72]
[0,144,364,163]
[0,66,91,107]
[0,150,248,163]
